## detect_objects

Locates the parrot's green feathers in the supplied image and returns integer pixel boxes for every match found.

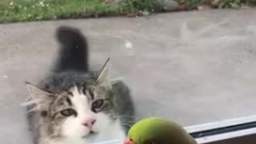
[128,117,197,144]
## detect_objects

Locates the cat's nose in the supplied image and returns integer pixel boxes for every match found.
[82,118,96,129]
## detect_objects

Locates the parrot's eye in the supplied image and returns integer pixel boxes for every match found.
[91,99,105,113]
[124,138,134,144]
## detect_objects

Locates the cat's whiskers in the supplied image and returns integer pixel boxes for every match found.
[115,115,134,119]
[21,98,42,107]
[116,115,133,118]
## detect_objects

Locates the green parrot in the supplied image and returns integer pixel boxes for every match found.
[124,117,197,144]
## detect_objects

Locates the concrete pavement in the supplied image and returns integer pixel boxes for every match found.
[1,9,256,143]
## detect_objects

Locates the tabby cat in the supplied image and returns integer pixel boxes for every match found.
[24,26,134,144]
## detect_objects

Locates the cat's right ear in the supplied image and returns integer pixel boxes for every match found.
[25,82,50,100]
[23,82,52,110]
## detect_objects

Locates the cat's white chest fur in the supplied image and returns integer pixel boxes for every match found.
[44,117,125,144]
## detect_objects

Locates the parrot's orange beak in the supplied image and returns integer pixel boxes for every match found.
[124,138,134,144]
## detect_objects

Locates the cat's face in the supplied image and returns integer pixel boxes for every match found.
[59,85,113,139]
[26,82,116,140]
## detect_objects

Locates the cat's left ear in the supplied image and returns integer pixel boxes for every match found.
[96,58,112,89]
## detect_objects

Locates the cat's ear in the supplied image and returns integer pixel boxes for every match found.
[96,58,112,88]
[23,82,53,111]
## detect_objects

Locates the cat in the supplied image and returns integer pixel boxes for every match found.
[24,26,135,144]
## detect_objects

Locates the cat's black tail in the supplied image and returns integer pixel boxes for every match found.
[54,26,88,72]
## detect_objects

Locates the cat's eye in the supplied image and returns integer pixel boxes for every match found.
[91,99,105,113]
[60,108,76,117]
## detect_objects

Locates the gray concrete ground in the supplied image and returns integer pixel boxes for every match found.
[1,9,256,143]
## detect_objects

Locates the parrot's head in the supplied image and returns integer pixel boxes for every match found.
[123,117,197,144]
[123,117,170,144]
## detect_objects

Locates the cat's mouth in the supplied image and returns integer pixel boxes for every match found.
[82,130,98,138]
[89,130,96,135]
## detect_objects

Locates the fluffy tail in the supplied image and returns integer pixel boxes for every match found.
[54,26,88,72]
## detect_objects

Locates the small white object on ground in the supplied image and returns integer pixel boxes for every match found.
[125,40,133,49]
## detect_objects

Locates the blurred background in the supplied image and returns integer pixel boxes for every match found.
[1,0,256,144]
